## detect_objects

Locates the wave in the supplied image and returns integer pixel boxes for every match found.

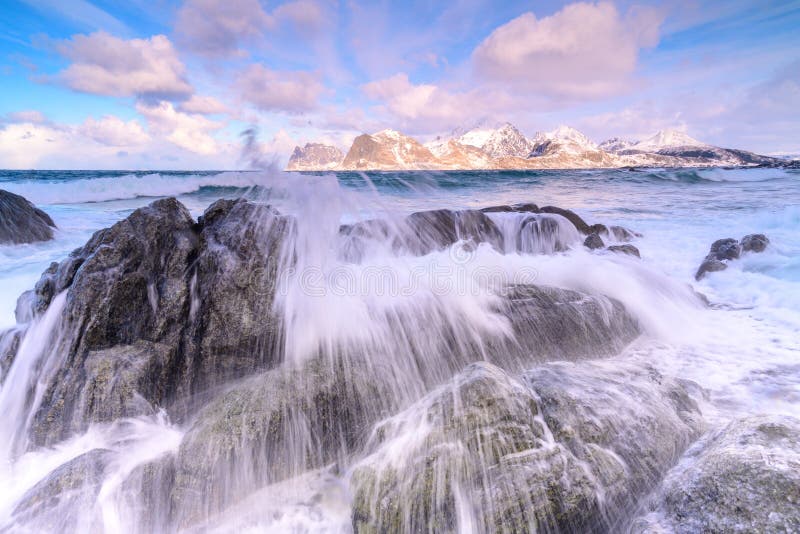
[1,171,264,205]
[644,167,795,183]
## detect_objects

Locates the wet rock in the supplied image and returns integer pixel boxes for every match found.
[169,358,393,528]
[740,233,769,253]
[695,258,727,280]
[9,449,111,532]
[608,244,641,258]
[709,237,741,261]
[609,225,640,241]
[0,189,56,245]
[632,415,800,533]
[481,202,539,213]
[695,238,741,280]
[584,233,605,249]
[350,360,704,533]
[539,205,592,234]
[501,285,640,362]
[0,327,24,383]
[401,209,504,255]
[24,198,292,447]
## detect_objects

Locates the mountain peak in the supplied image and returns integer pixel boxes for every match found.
[456,122,533,158]
[635,129,706,151]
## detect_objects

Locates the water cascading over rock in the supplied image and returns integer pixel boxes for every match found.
[0,186,702,533]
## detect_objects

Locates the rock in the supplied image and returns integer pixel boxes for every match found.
[708,237,741,261]
[632,415,800,533]
[168,358,393,528]
[584,232,605,249]
[608,244,641,258]
[402,209,504,255]
[350,360,704,533]
[539,205,592,234]
[480,203,539,214]
[695,238,741,280]
[23,198,292,447]
[695,258,727,280]
[0,327,24,383]
[740,233,769,253]
[609,225,640,241]
[0,189,56,245]
[9,449,111,532]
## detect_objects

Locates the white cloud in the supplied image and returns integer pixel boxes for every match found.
[362,73,514,133]
[237,64,325,113]
[0,123,68,168]
[79,115,151,146]
[136,101,224,155]
[56,32,192,99]
[178,95,229,115]
[472,2,663,98]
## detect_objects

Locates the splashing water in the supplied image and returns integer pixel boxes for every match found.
[0,166,797,532]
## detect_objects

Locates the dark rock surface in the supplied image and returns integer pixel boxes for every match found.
[21,198,291,447]
[608,244,641,257]
[740,233,769,253]
[632,415,800,533]
[584,232,605,249]
[695,234,770,280]
[0,189,56,245]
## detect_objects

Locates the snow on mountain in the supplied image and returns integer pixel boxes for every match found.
[631,129,707,152]
[456,122,534,158]
[287,124,786,171]
[598,137,636,153]
[529,125,600,157]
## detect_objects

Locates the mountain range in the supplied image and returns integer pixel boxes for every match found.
[286,123,789,171]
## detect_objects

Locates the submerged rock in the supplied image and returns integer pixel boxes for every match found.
[0,189,56,245]
[350,360,704,533]
[708,238,741,261]
[633,415,800,533]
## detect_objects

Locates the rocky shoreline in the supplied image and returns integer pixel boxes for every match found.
[0,195,796,533]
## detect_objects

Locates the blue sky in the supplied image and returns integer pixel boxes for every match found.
[0,0,798,169]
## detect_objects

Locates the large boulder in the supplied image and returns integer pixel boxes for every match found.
[740,233,769,253]
[632,415,800,533]
[19,198,292,447]
[350,360,704,533]
[0,189,56,245]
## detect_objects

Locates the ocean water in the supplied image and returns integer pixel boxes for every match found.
[0,167,798,531]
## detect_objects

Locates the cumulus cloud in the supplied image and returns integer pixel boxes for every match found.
[56,32,192,99]
[136,101,223,155]
[237,64,325,113]
[472,2,663,98]
[178,94,229,115]
[362,73,514,133]
[79,115,151,146]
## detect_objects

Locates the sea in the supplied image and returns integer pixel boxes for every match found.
[0,166,798,531]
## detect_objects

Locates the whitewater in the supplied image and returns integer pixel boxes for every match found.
[0,166,798,532]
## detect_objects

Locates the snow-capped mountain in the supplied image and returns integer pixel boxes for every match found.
[456,122,534,158]
[339,129,441,170]
[598,137,635,153]
[530,125,600,156]
[630,129,707,152]
[286,143,344,171]
[286,123,787,171]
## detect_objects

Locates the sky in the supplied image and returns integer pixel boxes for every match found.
[0,0,798,169]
